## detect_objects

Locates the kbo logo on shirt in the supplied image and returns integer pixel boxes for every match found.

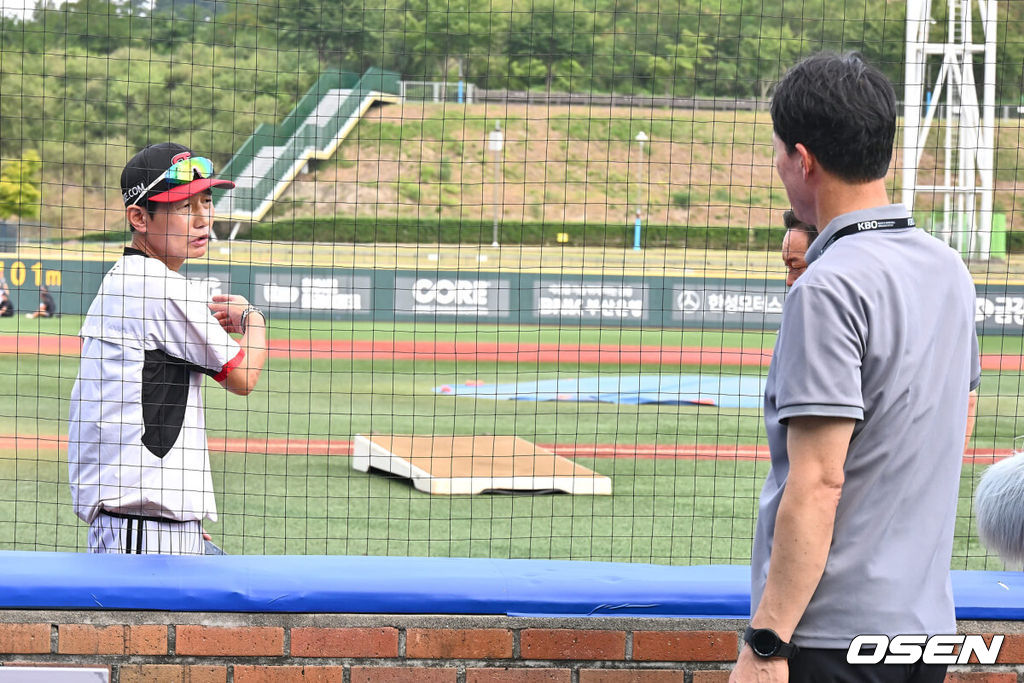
[846,634,1003,665]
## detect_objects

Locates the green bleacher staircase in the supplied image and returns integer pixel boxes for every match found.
[213,67,401,223]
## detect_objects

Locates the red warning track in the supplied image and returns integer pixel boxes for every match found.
[0,334,1021,370]
[2,434,1008,464]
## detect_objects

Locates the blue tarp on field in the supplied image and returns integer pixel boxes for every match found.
[434,374,766,409]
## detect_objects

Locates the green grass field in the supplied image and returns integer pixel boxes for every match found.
[0,317,1015,569]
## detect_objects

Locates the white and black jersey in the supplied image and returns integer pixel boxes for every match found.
[68,248,242,531]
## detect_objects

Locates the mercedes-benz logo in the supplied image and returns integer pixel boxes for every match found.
[677,290,701,312]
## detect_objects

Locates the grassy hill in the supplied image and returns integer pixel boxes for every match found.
[41,102,1024,242]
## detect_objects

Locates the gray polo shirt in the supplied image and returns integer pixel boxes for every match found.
[752,204,980,649]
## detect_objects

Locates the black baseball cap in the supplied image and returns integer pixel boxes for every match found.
[120,142,235,207]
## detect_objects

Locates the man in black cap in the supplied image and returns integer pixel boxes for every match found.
[68,143,268,555]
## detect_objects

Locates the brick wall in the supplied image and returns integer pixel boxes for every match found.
[0,613,1021,682]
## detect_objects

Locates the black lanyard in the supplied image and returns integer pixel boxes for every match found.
[819,216,915,252]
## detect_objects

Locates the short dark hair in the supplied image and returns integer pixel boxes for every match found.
[783,209,818,242]
[771,51,897,182]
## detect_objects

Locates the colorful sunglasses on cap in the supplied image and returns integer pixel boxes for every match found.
[135,155,235,204]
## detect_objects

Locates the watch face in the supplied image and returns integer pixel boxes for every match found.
[750,629,781,657]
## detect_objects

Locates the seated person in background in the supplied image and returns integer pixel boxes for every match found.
[0,277,13,317]
[26,285,56,318]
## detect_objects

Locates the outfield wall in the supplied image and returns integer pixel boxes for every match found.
[9,257,1024,333]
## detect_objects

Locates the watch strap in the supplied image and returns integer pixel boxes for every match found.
[775,639,798,659]
[240,306,264,334]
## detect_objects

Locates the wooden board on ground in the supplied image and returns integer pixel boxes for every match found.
[351,435,611,496]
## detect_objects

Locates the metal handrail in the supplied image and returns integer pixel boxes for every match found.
[215,67,401,218]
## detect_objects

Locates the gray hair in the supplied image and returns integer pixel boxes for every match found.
[975,452,1024,567]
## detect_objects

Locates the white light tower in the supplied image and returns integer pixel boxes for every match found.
[902,0,998,259]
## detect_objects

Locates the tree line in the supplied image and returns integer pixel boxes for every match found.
[6,0,1023,92]
[0,0,1022,165]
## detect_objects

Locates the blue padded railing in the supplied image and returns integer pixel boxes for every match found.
[1,551,1021,620]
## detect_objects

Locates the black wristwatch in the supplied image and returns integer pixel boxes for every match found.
[743,626,799,659]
